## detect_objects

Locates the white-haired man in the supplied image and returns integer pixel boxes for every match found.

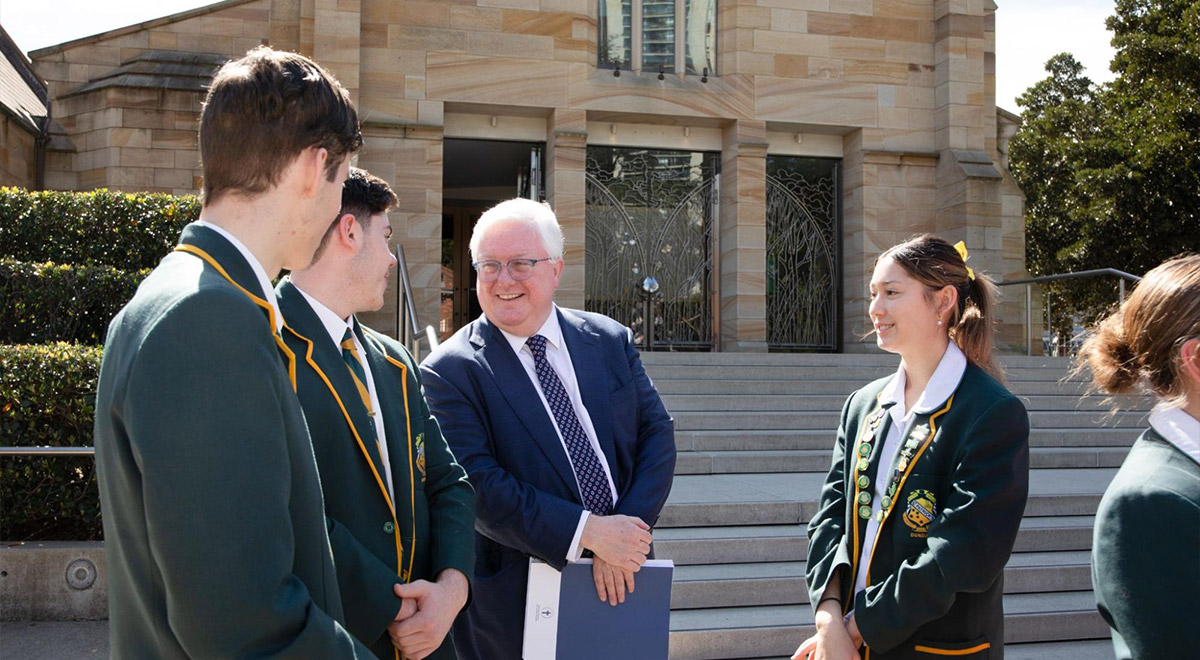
[419,198,676,659]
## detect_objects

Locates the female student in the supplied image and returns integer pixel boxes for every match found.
[1080,254,1200,660]
[796,235,1030,660]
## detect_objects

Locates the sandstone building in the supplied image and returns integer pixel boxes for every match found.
[21,0,1030,352]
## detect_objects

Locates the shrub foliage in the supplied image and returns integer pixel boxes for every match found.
[0,259,150,344]
[0,343,104,541]
[0,187,197,271]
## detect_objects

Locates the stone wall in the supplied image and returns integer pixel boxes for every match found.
[27,0,1030,351]
[0,114,37,188]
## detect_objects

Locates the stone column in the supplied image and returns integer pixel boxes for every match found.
[718,119,768,352]
[933,0,1008,342]
[356,123,444,341]
[311,0,359,103]
[546,108,588,311]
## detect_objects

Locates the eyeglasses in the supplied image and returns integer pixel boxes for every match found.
[472,258,555,282]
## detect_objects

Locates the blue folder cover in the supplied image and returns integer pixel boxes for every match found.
[524,559,673,660]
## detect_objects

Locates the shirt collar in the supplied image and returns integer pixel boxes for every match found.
[498,306,563,356]
[1148,404,1200,465]
[879,342,968,418]
[291,280,355,350]
[194,220,283,333]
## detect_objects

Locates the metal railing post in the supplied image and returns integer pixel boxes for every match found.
[1026,283,1032,357]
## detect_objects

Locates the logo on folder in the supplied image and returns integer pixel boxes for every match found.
[534,604,554,621]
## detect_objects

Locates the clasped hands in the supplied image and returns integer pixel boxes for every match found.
[386,568,469,660]
[580,513,653,607]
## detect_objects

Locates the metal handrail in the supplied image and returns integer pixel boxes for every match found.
[997,268,1142,356]
[0,446,93,455]
[394,244,440,360]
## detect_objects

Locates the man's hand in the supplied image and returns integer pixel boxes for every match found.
[580,514,652,571]
[387,569,469,660]
[592,556,637,606]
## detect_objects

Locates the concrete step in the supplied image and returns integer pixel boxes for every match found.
[672,410,1147,431]
[652,378,1131,398]
[647,364,1084,382]
[675,427,1141,452]
[667,591,1108,659]
[658,470,1115,528]
[660,393,1148,413]
[640,353,1078,370]
[669,550,1093,609]
[720,641,1117,660]
[675,447,1130,474]
[655,516,1095,567]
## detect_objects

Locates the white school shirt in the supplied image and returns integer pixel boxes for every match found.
[1148,404,1200,466]
[292,283,396,505]
[194,221,283,333]
[852,342,967,602]
[498,307,619,563]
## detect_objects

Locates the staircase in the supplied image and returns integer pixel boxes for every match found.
[641,352,1150,660]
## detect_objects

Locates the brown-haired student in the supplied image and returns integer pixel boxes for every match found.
[93,47,377,657]
[797,235,1030,660]
[1080,253,1200,660]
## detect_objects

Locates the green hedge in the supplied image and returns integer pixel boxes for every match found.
[0,343,103,541]
[0,187,198,271]
[0,259,150,345]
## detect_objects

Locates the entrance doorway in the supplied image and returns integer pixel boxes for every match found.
[440,138,544,341]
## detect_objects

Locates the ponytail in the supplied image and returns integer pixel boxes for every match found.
[951,272,1004,383]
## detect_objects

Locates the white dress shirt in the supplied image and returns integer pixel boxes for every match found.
[194,221,283,333]
[1149,404,1200,465]
[292,282,395,505]
[497,306,619,562]
[852,342,967,601]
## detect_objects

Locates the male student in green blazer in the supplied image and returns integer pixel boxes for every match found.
[278,168,475,660]
[94,48,379,657]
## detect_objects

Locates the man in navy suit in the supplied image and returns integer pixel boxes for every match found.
[420,198,676,659]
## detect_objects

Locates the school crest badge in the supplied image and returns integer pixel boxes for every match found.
[903,489,936,538]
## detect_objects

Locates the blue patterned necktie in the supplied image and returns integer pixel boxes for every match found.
[526,334,613,515]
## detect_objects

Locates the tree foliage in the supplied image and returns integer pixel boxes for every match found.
[1009,0,1200,332]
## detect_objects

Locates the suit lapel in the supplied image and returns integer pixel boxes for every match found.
[276,282,389,489]
[558,309,618,479]
[471,316,583,501]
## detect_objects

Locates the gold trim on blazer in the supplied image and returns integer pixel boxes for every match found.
[913,641,991,656]
[282,324,408,585]
[365,332,419,584]
[864,395,954,589]
[173,245,297,389]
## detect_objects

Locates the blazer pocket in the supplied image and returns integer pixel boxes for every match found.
[912,637,990,658]
[894,473,944,546]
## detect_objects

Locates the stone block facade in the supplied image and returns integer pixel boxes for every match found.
[28,0,1034,353]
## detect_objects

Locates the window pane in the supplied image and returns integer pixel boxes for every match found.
[685,0,716,75]
[642,0,675,73]
[599,0,632,70]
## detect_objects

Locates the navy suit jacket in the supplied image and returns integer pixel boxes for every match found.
[419,307,676,660]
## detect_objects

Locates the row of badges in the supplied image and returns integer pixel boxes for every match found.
[853,405,932,522]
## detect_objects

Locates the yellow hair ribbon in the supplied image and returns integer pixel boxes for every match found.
[953,241,975,281]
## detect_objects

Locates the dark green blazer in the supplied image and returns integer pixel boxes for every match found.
[277,279,475,659]
[93,224,372,657]
[807,364,1030,660]
[1093,428,1200,660]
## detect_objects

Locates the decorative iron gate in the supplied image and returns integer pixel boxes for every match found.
[766,156,840,351]
[585,147,719,350]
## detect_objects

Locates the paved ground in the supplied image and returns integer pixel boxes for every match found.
[1,621,108,659]
[0,621,1116,660]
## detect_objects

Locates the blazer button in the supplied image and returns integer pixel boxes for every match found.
[383,522,395,534]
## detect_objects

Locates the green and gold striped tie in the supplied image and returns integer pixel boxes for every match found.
[341,328,376,427]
